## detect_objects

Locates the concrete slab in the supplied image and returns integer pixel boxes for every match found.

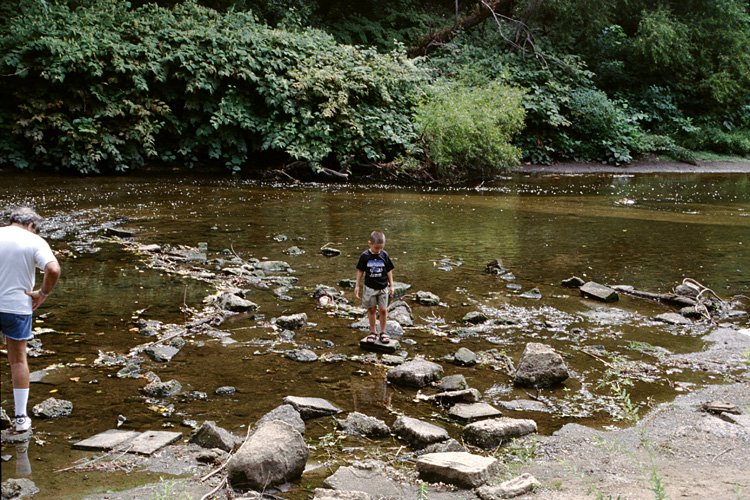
[359,336,400,353]
[73,430,140,451]
[448,403,502,423]
[128,430,182,455]
[73,429,182,455]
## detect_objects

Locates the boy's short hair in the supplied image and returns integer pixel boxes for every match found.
[369,230,386,244]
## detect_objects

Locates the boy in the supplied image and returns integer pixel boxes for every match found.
[354,230,395,343]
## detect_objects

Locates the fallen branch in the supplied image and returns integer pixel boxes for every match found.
[199,476,227,500]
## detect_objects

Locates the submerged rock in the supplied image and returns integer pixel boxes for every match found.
[284,349,319,363]
[462,311,488,324]
[145,344,180,363]
[227,420,308,491]
[514,343,569,387]
[654,312,692,325]
[520,288,542,299]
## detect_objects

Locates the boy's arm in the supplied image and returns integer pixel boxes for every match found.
[354,269,364,298]
[387,270,394,296]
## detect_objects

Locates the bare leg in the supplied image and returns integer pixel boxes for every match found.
[367,307,377,333]
[378,306,387,335]
[6,338,30,389]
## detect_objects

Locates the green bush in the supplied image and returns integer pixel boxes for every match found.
[0,0,425,173]
[414,81,525,179]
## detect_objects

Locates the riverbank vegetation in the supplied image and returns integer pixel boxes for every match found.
[1,0,748,179]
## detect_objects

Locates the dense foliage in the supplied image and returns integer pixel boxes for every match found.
[414,82,525,177]
[1,0,748,178]
[0,0,424,173]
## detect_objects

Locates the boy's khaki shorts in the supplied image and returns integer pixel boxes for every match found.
[362,285,389,310]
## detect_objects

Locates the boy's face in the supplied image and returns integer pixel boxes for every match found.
[369,241,384,254]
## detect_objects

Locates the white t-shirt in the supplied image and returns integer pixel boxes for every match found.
[0,225,58,315]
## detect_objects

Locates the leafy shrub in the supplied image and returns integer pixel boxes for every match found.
[414,81,525,179]
[0,0,425,173]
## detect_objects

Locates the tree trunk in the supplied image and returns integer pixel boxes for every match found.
[407,0,515,58]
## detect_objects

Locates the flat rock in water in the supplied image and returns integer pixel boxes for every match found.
[415,291,440,306]
[32,397,73,419]
[145,344,180,362]
[580,281,619,302]
[283,396,342,420]
[322,460,409,499]
[74,429,181,455]
[336,412,390,438]
[417,452,498,489]
[653,312,692,325]
[432,389,482,406]
[276,313,308,329]
[387,359,443,388]
[393,416,449,449]
[448,403,502,423]
[359,336,400,353]
[284,349,319,362]
[497,400,552,413]
[254,260,291,272]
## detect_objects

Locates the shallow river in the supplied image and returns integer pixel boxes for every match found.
[1,171,748,499]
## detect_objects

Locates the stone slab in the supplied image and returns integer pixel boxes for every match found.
[359,337,400,353]
[73,429,182,455]
[448,403,502,423]
[73,430,141,451]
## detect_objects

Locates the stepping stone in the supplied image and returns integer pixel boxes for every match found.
[73,430,141,451]
[73,429,182,455]
[359,336,400,353]
[580,281,619,302]
[128,430,182,455]
[448,403,502,423]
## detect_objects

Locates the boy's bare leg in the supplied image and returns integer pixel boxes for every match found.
[378,307,387,335]
[368,307,378,332]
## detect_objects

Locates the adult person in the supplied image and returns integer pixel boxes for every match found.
[0,207,60,433]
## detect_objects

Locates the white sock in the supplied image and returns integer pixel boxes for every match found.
[14,388,29,418]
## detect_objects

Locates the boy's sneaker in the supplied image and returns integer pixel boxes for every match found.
[14,415,32,432]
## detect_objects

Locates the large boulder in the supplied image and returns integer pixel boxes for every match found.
[386,359,443,388]
[227,420,308,491]
[462,418,537,449]
[416,452,498,488]
[513,343,569,387]
[393,416,449,449]
[255,404,305,435]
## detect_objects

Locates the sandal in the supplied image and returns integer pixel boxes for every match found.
[379,332,391,344]
[366,333,377,343]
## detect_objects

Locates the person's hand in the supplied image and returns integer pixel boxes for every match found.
[26,289,48,311]
[354,285,360,299]
[389,285,395,297]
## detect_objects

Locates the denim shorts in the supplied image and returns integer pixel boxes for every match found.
[0,313,34,341]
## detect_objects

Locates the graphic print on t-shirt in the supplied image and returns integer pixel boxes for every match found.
[367,258,385,279]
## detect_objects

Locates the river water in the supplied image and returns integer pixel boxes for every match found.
[1,171,748,499]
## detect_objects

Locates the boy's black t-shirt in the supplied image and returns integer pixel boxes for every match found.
[356,249,394,290]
